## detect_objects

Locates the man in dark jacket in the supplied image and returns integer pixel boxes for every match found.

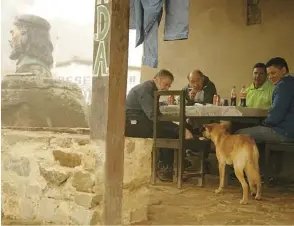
[125,69,193,181]
[182,70,217,172]
[183,70,217,106]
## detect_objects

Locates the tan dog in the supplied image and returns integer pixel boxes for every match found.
[203,122,261,204]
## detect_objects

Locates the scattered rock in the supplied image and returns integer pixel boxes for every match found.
[74,192,102,209]
[45,187,74,201]
[36,198,59,222]
[82,154,96,171]
[2,181,17,195]
[3,155,31,177]
[129,207,149,224]
[90,210,102,225]
[74,137,90,146]
[70,204,95,225]
[50,137,73,148]
[39,165,70,185]
[53,201,71,224]
[125,139,136,154]
[25,182,46,198]
[2,196,21,218]
[123,137,152,188]
[19,198,36,220]
[148,199,162,206]
[72,171,95,192]
[53,150,81,168]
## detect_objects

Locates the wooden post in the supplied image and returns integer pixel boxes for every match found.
[91,0,129,224]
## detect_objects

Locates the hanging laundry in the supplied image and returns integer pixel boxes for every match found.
[129,0,190,68]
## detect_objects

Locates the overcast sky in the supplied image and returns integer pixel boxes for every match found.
[24,0,95,25]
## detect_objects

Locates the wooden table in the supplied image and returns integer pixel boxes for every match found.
[160,105,268,124]
[153,90,269,188]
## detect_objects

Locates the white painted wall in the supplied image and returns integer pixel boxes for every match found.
[52,63,92,103]
[53,62,141,104]
[53,30,142,104]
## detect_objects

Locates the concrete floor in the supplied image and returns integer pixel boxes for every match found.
[147,175,294,225]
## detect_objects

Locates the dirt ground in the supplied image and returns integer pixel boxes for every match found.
[147,175,294,225]
[2,176,294,225]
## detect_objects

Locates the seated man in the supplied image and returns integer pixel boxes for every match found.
[183,70,217,172]
[125,69,193,181]
[236,57,294,143]
[183,69,217,106]
[240,63,274,109]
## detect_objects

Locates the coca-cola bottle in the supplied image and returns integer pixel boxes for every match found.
[240,86,247,107]
[230,86,237,106]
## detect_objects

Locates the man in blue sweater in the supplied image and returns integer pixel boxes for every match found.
[236,57,294,180]
[236,57,294,142]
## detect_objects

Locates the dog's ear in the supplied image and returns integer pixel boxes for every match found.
[219,121,232,131]
[203,124,213,132]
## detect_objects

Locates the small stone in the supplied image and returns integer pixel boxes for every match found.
[39,165,70,185]
[2,196,21,218]
[70,204,93,225]
[72,170,95,192]
[25,182,46,198]
[3,155,31,177]
[50,137,73,148]
[74,137,90,146]
[125,139,136,154]
[147,199,162,206]
[129,207,149,224]
[83,154,96,171]
[53,201,71,224]
[74,192,102,208]
[19,198,36,220]
[90,210,102,225]
[53,150,81,168]
[2,181,17,195]
[36,198,59,222]
[46,187,74,201]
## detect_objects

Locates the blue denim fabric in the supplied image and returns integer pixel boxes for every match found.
[164,0,190,41]
[130,0,190,68]
[129,0,136,29]
[235,126,294,143]
[142,20,160,67]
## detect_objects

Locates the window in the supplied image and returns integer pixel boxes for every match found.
[127,29,142,94]
[129,75,136,83]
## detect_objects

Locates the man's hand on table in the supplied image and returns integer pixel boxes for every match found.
[185,129,193,139]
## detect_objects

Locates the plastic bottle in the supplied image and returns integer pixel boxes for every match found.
[230,86,237,106]
[240,86,247,107]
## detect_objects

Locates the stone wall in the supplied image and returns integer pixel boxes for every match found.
[1,129,152,225]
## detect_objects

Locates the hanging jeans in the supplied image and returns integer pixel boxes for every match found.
[129,0,190,68]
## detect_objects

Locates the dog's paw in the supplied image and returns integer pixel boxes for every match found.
[255,194,261,200]
[239,199,248,205]
[214,188,223,194]
[250,192,256,197]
